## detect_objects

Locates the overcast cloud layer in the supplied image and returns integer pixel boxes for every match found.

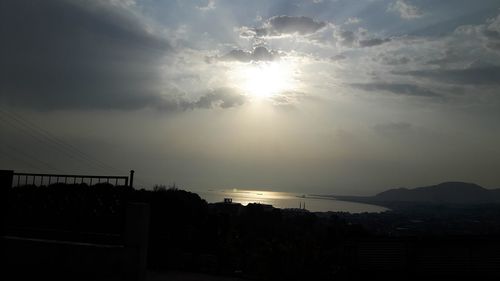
[1,0,500,194]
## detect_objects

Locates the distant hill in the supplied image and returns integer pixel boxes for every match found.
[373,182,500,204]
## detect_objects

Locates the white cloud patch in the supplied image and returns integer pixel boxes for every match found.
[344,17,361,25]
[196,0,216,11]
[388,0,424,19]
[108,0,136,8]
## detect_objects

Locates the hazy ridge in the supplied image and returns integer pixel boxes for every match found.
[335,182,500,205]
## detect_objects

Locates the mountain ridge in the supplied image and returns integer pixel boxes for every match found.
[373,181,500,204]
[331,181,500,206]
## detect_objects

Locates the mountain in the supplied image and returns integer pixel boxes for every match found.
[373,182,500,204]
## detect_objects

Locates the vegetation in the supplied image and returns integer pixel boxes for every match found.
[5,183,500,280]
[5,183,366,280]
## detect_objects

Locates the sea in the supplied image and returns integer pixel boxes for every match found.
[193,189,388,213]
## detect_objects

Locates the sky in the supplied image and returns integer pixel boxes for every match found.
[1,0,500,195]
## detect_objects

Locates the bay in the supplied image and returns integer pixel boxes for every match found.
[194,189,388,213]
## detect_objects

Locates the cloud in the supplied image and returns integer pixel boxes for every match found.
[155,88,247,111]
[337,30,357,47]
[189,88,247,109]
[374,54,410,65]
[359,38,391,47]
[108,0,136,8]
[350,83,440,97]
[0,0,173,111]
[270,91,308,106]
[0,1,248,113]
[241,15,326,37]
[344,17,361,25]
[218,46,279,62]
[388,0,424,20]
[331,54,347,61]
[413,13,500,82]
[398,64,500,86]
[196,0,216,11]
[483,14,500,51]
[334,28,391,48]
[424,49,463,66]
[453,14,500,53]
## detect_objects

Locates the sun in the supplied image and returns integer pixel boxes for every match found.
[231,61,296,98]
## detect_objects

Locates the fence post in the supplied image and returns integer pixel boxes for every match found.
[1,170,14,236]
[129,170,135,189]
[123,202,150,281]
[0,170,14,189]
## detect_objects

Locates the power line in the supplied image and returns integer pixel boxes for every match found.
[0,107,125,175]
[0,108,121,173]
[0,145,45,171]
[0,141,62,173]
[0,111,96,172]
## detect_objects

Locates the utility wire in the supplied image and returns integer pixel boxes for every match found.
[0,141,62,173]
[0,112,96,173]
[0,107,125,175]
[0,108,121,174]
[0,145,44,171]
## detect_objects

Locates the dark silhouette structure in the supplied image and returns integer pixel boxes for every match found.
[3,169,500,280]
[2,169,149,281]
[8,170,134,188]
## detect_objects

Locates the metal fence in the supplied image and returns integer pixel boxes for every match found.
[1,169,134,188]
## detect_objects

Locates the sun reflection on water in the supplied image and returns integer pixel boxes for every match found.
[198,189,388,213]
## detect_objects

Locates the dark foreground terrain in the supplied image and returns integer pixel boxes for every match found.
[4,183,500,281]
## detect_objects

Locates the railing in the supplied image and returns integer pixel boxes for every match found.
[12,172,129,187]
[0,169,135,188]
[1,169,148,281]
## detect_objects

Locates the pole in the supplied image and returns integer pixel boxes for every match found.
[129,170,135,189]
[1,170,14,236]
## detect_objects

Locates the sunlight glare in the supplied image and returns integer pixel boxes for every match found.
[232,61,296,98]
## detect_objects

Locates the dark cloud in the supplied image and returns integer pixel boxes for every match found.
[190,88,247,109]
[350,83,440,97]
[0,0,171,111]
[359,38,391,47]
[398,65,500,85]
[484,29,500,40]
[487,41,500,50]
[484,15,500,51]
[219,46,279,62]
[156,88,247,111]
[338,30,357,47]
[424,49,462,66]
[336,29,390,48]
[374,54,410,65]
[243,15,326,37]
[331,54,347,61]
